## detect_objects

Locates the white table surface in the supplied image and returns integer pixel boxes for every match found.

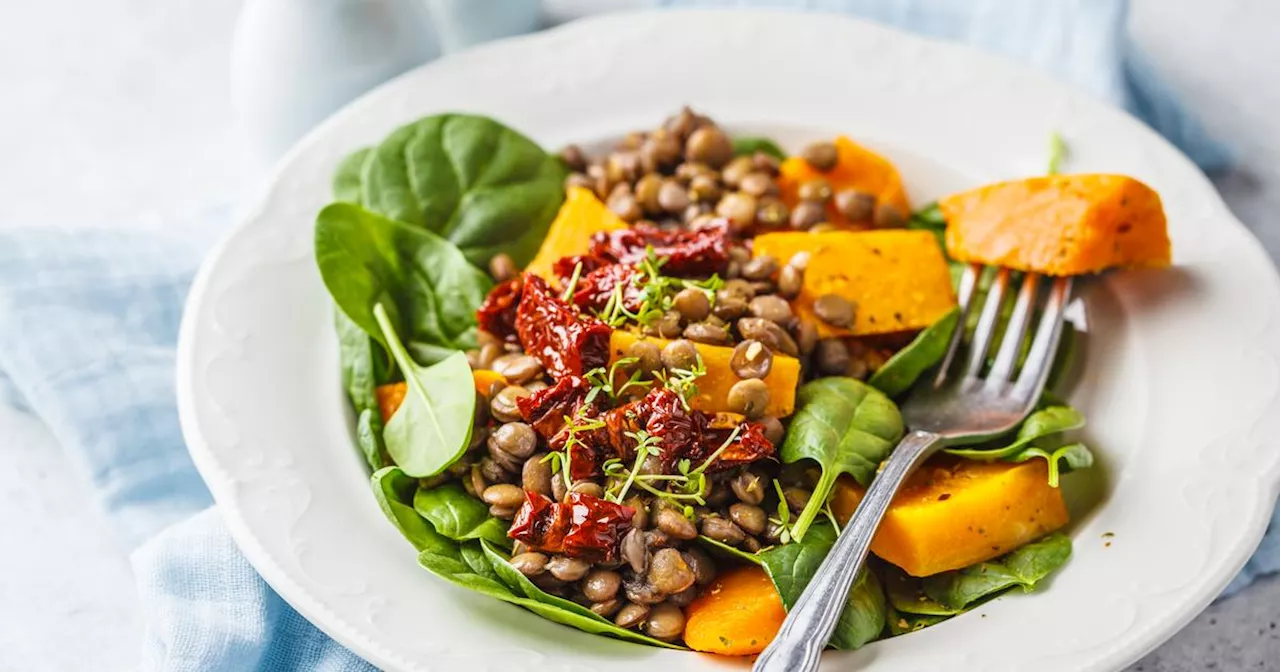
[1,1,1277,670]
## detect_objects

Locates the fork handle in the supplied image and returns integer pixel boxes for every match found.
[753,430,943,672]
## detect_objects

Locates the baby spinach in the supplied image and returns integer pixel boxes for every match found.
[882,565,960,617]
[697,535,764,566]
[356,408,390,471]
[417,541,523,601]
[372,303,475,477]
[780,378,904,540]
[868,307,960,397]
[760,523,887,650]
[732,136,787,161]
[337,308,394,470]
[1009,442,1094,487]
[479,541,685,649]
[946,405,1084,460]
[885,605,949,636]
[413,482,510,548]
[370,466,444,551]
[360,113,567,268]
[333,146,373,204]
[316,202,493,356]
[922,533,1072,610]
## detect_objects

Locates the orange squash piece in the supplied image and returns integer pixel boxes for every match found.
[684,566,787,656]
[778,136,911,229]
[375,370,506,423]
[608,331,800,417]
[941,174,1170,276]
[752,230,956,338]
[830,457,1069,577]
[523,186,628,280]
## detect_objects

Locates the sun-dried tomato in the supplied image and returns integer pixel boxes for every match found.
[599,388,775,473]
[515,274,612,378]
[476,277,523,342]
[507,491,634,562]
[588,220,731,277]
[551,254,611,285]
[517,375,593,440]
[570,263,645,313]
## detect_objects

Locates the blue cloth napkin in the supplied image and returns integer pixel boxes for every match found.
[0,2,1260,670]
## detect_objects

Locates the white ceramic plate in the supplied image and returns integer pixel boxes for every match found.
[177,10,1280,671]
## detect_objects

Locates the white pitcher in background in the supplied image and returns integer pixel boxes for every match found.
[230,0,541,168]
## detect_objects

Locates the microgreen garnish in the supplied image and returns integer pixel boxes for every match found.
[655,352,706,411]
[595,246,724,329]
[560,260,584,302]
[767,478,794,545]
[583,356,654,403]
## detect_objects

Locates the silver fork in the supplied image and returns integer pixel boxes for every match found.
[754,264,1074,672]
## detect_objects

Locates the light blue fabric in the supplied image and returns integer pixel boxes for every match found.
[0,2,1256,670]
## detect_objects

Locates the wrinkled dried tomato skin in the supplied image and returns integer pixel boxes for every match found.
[515,274,612,377]
[508,491,634,562]
[552,254,610,284]
[517,376,593,441]
[476,278,523,342]
[599,388,776,473]
[571,263,644,312]
[589,221,730,277]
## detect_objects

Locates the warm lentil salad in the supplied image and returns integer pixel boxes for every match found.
[315,108,1170,655]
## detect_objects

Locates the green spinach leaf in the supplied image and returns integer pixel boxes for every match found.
[882,565,960,616]
[732,136,787,161]
[946,405,1084,460]
[780,378,904,540]
[759,524,887,649]
[413,482,510,547]
[868,307,960,397]
[1008,442,1093,487]
[372,303,475,477]
[921,533,1072,610]
[697,535,764,566]
[361,113,567,268]
[333,146,373,204]
[480,541,684,649]
[337,308,393,470]
[885,605,949,636]
[370,466,444,551]
[316,202,493,355]
[356,408,390,471]
[417,541,521,600]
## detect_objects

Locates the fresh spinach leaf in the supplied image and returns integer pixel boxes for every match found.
[881,565,960,616]
[360,113,567,268]
[759,524,887,650]
[370,466,445,551]
[946,405,1084,460]
[868,307,960,397]
[732,136,787,161]
[372,303,475,477]
[316,202,493,355]
[1009,442,1094,487]
[480,541,685,649]
[333,146,373,204]
[356,408,390,471]
[885,605,949,636]
[921,533,1072,610]
[413,482,510,547]
[417,541,520,601]
[780,378,904,540]
[697,535,763,566]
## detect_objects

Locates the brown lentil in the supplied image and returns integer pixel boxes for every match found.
[789,200,826,230]
[736,317,800,356]
[590,599,623,618]
[748,295,792,325]
[716,192,757,229]
[777,264,805,299]
[657,179,691,213]
[685,126,734,168]
[509,552,549,577]
[683,321,730,345]
[834,189,876,222]
[634,173,663,213]
[547,556,591,582]
[672,287,711,322]
[682,547,717,586]
[738,172,776,197]
[756,198,789,228]
[570,481,605,499]
[522,454,553,495]
[648,548,696,595]
[740,255,778,281]
[759,416,785,445]
[607,187,642,222]
[654,507,698,540]
[489,385,529,423]
[614,602,650,629]
[802,141,839,171]
[792,319,819,356]
[660,339,699,371]
[875,202,906,228]
[712,293,749,321]
[701,516,747,545]
[729,503,767,535]
[813,294,857,328]
[815,338,851,375]
[644,310,684,338]
[582,569,623,602]
[727,378,770,419]
[730,339,773,379]
[488,422,536,459]
[645,604,686,640]
[481,483,524,509]
[621,528,648,574]
[731,469,767,505]
[626,339,663,374]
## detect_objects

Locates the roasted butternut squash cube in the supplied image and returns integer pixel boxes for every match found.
[831,457,1070,577]
[608,331,800,418]
[778,136,911,229]
[684,566,786,656]
[941,174,1170,276]
[523,186,628,279]
[752,230,956,338]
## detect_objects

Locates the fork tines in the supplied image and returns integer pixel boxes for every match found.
[932,263,1073,399]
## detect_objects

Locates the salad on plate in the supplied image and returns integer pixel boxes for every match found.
[314,108,1170,655]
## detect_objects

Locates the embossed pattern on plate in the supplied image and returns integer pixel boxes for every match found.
[176,10,1280,672]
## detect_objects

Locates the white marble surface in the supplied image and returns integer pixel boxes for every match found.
[1,1,1277,670]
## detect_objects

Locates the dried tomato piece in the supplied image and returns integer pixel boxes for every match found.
[570,263,644,313]
[551,254,610,285]
[517,375,593,440]
[599,388,775,473]
[700,421,775,472]
[476,277,523,342]
[589,220,730,277]
[508,491,634,562]
[515,274,612,378]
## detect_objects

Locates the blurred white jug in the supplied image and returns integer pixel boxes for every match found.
[231,0,541,168]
